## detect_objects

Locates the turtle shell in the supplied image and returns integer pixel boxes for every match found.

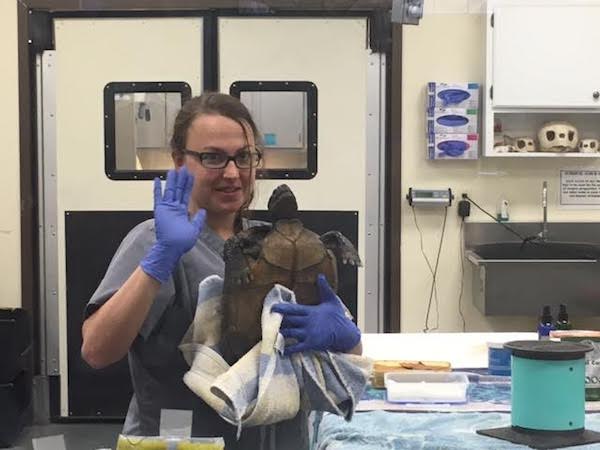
[220,218,338,364]
[257,220,338,303]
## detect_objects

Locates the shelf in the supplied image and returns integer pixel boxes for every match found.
[486,152,600,158]
[493,108,600,114]
[486,112,600,157]
[484,2,600,158]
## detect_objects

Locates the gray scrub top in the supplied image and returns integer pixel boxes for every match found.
[85,219,309,450]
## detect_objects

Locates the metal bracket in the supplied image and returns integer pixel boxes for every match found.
[369,9,392,53]
[40,50,60,377]
[28,10,54,52]
[391,0,424,25]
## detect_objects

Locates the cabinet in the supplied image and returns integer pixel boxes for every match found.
[485,0,600,157]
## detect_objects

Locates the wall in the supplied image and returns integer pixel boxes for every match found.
[401,5,600,332]
[0,0,22,309]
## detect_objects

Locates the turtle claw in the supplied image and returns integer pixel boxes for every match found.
[348,248,362,265]
[231,267,253,285]
[339,249,361,267]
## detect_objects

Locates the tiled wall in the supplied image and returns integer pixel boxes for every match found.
[424,0,486,14]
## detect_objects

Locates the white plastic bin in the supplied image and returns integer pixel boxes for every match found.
[384,371,469,404]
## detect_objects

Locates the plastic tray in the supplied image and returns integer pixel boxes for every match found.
[384,371,469,404]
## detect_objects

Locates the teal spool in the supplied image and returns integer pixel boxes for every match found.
[477,341,600,449]
[511,355,585,431]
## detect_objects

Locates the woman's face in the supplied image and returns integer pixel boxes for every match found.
[183,114,256,217]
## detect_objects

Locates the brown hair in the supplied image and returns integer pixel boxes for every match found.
[170,92,261,231]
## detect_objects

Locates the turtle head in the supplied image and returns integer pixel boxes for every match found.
[268,184,298,221]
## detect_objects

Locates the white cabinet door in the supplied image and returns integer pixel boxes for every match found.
[493,5,600,108]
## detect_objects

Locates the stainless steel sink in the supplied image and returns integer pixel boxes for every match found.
[464,222,600,316]
[468,241,600,262]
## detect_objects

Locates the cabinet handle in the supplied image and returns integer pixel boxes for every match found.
[594,91,600,100]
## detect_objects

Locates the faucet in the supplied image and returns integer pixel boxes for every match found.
[539,181,549,241]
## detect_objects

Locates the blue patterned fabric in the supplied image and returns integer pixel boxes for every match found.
[314,411,600,449]
[179,275,372,437]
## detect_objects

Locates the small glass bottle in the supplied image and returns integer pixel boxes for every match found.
[496,198,509,222]
[555,304,573,330]
[538,305,555,340]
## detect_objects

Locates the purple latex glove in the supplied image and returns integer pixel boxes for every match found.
[270,274,361,355]
[140,167,206,283]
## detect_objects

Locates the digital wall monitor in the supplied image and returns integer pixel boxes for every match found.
[406,188,454,207]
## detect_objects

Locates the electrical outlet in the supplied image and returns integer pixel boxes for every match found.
[458,194,470,218]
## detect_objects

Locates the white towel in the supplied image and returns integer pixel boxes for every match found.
[179,275,372,437]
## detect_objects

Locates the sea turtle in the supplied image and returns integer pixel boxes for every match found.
[220,184,361,364]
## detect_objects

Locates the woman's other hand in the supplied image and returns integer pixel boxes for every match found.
[270,274,361,355]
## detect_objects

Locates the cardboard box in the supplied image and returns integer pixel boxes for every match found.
[371,360,451,389]
[427,133,479,160]
[427,107,479,134]
[427,82,480,109]
[551,330,600,401]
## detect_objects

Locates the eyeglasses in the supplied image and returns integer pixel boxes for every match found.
[183,148,262,169]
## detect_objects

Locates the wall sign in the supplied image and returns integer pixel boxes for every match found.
[560,170,600,208]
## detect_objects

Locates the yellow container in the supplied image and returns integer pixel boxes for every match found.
[116,435,225,450]
[177,441,225,450]
[116,436,167,450]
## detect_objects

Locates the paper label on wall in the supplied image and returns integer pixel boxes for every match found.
[560,170,600,208]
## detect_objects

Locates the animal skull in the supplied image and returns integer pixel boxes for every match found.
[514,137,536,153]
[538,121,579,152]
[579,139,599,153]
[493,144,515,153]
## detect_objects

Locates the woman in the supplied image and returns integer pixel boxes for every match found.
[81,92,361,449]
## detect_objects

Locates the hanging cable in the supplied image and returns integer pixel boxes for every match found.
[412,206,448,333]
[457,219,467,332]
[424,207,447,332]
[412,207,440,331]
[411,206,439,331]
[462,194,529,241]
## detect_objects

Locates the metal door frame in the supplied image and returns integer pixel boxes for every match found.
[21,1,399,421]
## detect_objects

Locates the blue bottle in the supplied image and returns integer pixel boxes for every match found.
[538,305,555,340]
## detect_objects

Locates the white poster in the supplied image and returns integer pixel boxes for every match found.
[560,170,600,208]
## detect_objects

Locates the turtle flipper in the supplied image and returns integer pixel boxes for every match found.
[320,231,362,266]
[223,237,252,286]
[240,225,271,259]
[223,225,272,285]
